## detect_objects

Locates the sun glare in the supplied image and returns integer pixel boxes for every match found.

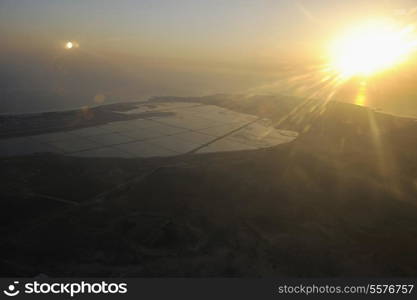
[329,20,417,78]
[65,41,74,49]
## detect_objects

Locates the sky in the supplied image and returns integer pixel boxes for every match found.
[1,0,417,114]
[3,0,416,61]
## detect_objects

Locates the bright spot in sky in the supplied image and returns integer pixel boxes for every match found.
[65,41,74,49]
[329,20,417,78]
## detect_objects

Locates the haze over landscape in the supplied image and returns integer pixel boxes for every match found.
[2,0,417,116]
[1,0,417,278]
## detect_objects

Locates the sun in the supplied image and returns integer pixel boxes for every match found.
[329,20,417,78]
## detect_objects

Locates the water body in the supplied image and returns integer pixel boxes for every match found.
[0,102,298,158]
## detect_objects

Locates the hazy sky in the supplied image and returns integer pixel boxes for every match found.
[1,0,417,115]
[2,0,416,62]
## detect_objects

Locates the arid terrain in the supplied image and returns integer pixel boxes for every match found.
[1,95,417,277]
